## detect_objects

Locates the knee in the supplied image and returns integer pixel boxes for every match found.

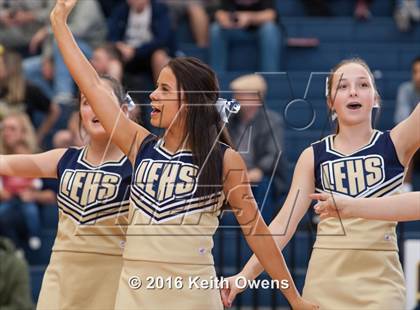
[259,22,279,36]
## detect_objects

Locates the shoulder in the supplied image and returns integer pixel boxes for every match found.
[223,148,245,171]
[299,146,314,164]
[310,135,329,154]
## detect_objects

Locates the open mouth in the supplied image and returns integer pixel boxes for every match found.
[151,106,161,116]
[346,102,362,110]
[92,118,100,124]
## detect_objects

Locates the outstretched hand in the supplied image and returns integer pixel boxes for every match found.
[50,0,78,22]
[220,274,319,310]
[220,275,246,308]
[310,193,352,220]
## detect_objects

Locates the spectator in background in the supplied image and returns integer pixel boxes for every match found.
[228,74,287,221]
[0,112,42,250]
[91,43,124,82]
[394,56,420,192]
[167,0,215,47]
[0,0,49,53]
[52,111,84,149]
[108,0,176,82]
[23,0,106,106]
[394,0,420,31]
[0,237,33,310]
[354,0,373,19]
[0,49,60,145]
[210,0,280,72]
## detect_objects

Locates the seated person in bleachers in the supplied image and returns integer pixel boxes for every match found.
[394,56,420,191]
[0,237,33,310]
[91,43,124,83]
[210,0,280,72]
[0,48,60,146]
[228,74,287,221]
[0,0,49,53]
[107,0,176,82]
[394,0,420,31]
[167,0,219,48]
[52,111,84,149]
[23,0,106,107]
[0,113,43,250]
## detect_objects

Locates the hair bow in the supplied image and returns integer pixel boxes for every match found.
[216,98,240,123]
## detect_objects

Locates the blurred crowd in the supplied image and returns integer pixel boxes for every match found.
[0,1,419,308]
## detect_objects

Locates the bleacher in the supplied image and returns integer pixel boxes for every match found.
[27,0,420,307]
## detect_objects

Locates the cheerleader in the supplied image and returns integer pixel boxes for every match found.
[0,75,132,310]
[49,0,318,309]
[221,58,420,309]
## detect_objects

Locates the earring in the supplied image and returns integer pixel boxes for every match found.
[373,102,380,108]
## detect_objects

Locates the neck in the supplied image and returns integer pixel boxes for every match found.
[163,127,189,153]
[87,138,123,164]
[335,122,374,151]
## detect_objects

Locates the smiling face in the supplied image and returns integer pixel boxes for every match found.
[328,62,378,128]
[149,66,186,130]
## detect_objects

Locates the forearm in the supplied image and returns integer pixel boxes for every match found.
[241,221,294,280]
[51,10,148,159]
[349,193,420,221]
[0,155,37,177]
[50,17,120,130]
[0,150,64,179]
[249,9,276,25]
[243,221,300,306]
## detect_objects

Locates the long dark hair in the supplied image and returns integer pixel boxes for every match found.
[166,57,233,196]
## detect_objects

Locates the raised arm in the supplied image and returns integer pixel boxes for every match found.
[222,149,317,310]
[391,103,420,167]
[49,0,149,163]
[222,147,315,306]
[311,192,420,222]
[0,149,66,179]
